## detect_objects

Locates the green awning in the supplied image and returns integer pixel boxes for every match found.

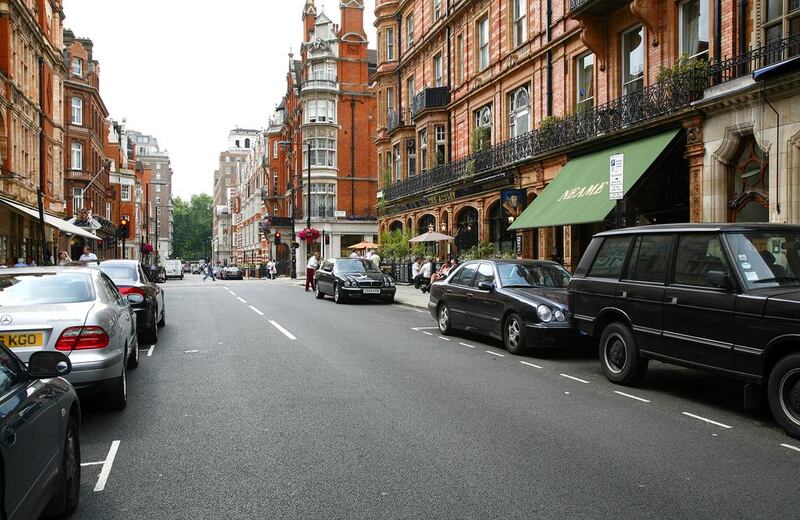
[508,130,680,230]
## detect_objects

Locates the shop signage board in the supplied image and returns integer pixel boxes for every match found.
[609,153,624,200]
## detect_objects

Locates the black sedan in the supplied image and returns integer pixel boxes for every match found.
[429,260,586,354]
[315,258,396,303]
[99,259,166,344]
[0,345,81,520]
[221,266,243,280]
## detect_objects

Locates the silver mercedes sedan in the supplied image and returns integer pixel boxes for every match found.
[0,266,139,410]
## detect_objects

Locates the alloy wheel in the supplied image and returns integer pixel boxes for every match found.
[438,306,449,331]
[779,368,800,427]
[604,333,627,374]
[506,317,521,350]
[64,422,79,499]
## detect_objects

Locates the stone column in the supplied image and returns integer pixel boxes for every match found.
[683,116,705,223]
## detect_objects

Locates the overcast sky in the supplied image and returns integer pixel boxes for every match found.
[63,0,377,200]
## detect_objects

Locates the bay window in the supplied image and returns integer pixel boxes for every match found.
[309,183,336,219]
[304,128,337,168]
[71,97,82,125]
[419,128,428,171]
[71,141,83,170]
[305,98,336,124]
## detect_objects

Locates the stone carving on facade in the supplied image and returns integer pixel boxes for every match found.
[531,165,545,189]
[630,0,661,46]
[578,16,607,71]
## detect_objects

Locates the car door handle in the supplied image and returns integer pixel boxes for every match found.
[1,426,16,448]
[665,297,678,305]
[466,292,474,298]
[616,291,627,298]
[445,289,453,294]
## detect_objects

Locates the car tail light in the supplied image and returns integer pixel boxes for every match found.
[55,326,110,351]
[118,286,145,297]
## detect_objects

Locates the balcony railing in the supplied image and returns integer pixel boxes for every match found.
[301,75,338,92]
[411,87,450,118]
[260,187,280,201]
[387,108,412,133]
[708,33,800,86]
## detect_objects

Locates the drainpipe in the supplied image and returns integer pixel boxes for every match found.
[351,97,356,216]
[547,51,553,117]
[714,0,721,61]
[546,0,552,42]
[396,13,403,115]
[37,57,47,265]
[446,21,452,163]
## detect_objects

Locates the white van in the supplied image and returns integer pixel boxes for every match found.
[164,259,183,280]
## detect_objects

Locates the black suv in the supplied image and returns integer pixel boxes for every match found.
[568,223,800,438]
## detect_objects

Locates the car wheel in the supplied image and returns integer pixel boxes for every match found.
[315,283,325,299]
[767,353,800,440]
[45,414,80,518]
[127,340,139,369]
[157,305,166,327]
[383,295,394,304]
[334,283,346,304]
[103,353,127,411]
[144,307,159,344]
[599,322,648,385]
[438,303,452,335]
[503,313,527,355]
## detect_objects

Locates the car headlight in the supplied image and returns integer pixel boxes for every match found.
[343,279,352,287]
[390,279,395,287]
[554,309,566,322]
[537,304,553,323]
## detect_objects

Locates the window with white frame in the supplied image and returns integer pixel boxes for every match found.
[71,97,82,125]
[475,105,493,146]
[71,57,82,77]
[309,183,336,218]
[680,0,709,59]
[106,202,111,220]
[305,98,336,123]
[156,163,161,169]
[273,170,278,194]
[622,26,644,95]
[576,53,595,112]
[478,16,489,70]
[434,125,446,166]
[419,128,428,171]
[70,141,83,170]
[764,0,800,51]
[407,138,416,177]
[304,128,337,168]
[387,27,395,60]
[155,184,161,193]
[310,61,337,82]
[407,14,415,48]
[120,184,131,201]
[509,86,530,137]
[433,0,442,21]
[386,87,394,115]
[512,0,527,48]
[273,140,278,158]
[433,53,443,87]
[393,143,401,181]
[155,172,161,180]
[72,187,84,211]
[406,77,415,106]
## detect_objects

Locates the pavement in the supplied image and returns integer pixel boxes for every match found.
[72,274,800,519]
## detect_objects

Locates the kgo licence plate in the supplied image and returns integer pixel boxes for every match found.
[363,288,381,294]
[0,332,44,349]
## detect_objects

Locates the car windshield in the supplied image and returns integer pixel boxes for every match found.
[99,264,138,283]
[498,263,572,288]
[0,272,95,305]
[335,259,380,274]
[725,232,800,289]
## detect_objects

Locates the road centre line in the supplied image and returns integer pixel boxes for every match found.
[228,290,236,296]
[781,443,800,453]
[681,412,732,429]
[613,390,650,403]
[147,345,154,357]
[269,320,297,340]
[412,326,439,331]
[422,331,434,336]
[237,297,247,304]
[93,440,120,492]
[80,461,104,467]
[519,361,542,369]
[437,336,451,341]
[486,351,505,357]
[560,374,591,384]
[459,342,476,349]
[249,305,264,316]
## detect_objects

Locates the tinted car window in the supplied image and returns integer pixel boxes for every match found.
[588,236,631,279]
[0,347,24,395]
[626,235,672,283]
[335,259,379,273]
[451,264,478,287]
[99,264,138,283]
[499,263,572,288]
[673,234,730,287]
[474,263,495,285]
[0,272,94,305]
[726,231,800,288]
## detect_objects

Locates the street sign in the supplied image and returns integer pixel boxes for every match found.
[609,153,624,200]
[334,210,346,218]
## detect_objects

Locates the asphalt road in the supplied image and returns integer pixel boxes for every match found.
[73,275,800,519]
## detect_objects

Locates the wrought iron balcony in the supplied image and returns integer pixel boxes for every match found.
[260,187,280,201]
[411,87,450,119]
[386,108,412,133]
[708,32,800,86]
[568,0,630,16]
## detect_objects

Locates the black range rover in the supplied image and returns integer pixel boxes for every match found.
[568,223,800,438]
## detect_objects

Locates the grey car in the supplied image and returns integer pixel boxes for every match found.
[0,347,80,519]
[0,266,139,409]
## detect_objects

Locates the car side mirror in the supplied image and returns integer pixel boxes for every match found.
[707,270,731,290]
[477,281,495,292]
[126,293,144,304]
[28,351,71,379]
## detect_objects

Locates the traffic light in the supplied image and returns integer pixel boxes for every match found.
[117,218,130,239]
[274,232,281,245]
[324,234,330,245]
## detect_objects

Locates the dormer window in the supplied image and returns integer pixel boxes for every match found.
[71,58,82,77]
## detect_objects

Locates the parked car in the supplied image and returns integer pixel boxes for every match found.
[0,266,138,409]
[147,264,166,283]
[221,266,243,280]
[569,223,800,438]
[164,259,184,280]
[99,259,166,344]
[315,258,396,303]
[0,345,81,519]
[428,260,583,354]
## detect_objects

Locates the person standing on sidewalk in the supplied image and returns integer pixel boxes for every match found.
[305,252,320,291]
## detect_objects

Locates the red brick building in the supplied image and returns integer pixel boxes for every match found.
[374,0,800,269]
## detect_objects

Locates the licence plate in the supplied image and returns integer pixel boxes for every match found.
[0,332,44,349]
[363,288,381,294]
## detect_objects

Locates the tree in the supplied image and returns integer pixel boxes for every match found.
[171,194,213,260]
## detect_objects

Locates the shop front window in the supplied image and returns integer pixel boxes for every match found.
[455,207,479,252]
[729,135,769,223]
[489,202,515,253]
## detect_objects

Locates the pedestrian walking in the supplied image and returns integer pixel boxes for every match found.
[267,258,277,279]
[370,251,381,270]
[79,245,97,262]
[419,258,433,293]
[305,252,320,291]
[349,250,358,259]
[203,261,216,282]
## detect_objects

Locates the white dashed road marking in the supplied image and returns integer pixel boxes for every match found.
[519,361,542,369]
[560,374,590,384]
[147,345,154,357]
[614,390,650,403]
[90,440,120,492]
[249,305,264,316]
[437,336,451,341]
[411,326,439,331]
[681,412,732,429]
[459,342,476,349]
[422,331,434,336]
[486,351,505,357]
[269,320,297,340]
[236,297,247,304]
[781,443,800,453]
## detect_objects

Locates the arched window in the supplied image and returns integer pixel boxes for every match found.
[488,202,514,253]
[729,135,769,223]
[245,138,251,148]
[418,214,436,234]
[509,86,530,137]
[454,207,479,252]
